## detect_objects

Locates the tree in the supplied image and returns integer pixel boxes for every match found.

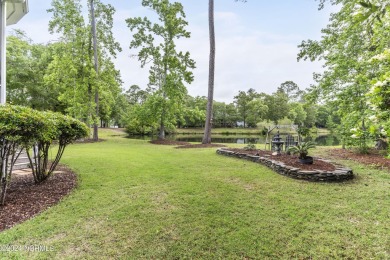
[47,0,122,134]
[6,30,62,111]
[303,104,317,127]
[233,88,259,127]
[90,0,99,140]
[202,0,216,143]
[315,105,332,128]
[125,85,148,105]
[247,98,268,127]
[127,0,195,140]
[264,91,289,125]
[299,0,390,151]
[180,95,206,128]
[202,0,247,144]
[277,81,304,103]
[288,102,306,125]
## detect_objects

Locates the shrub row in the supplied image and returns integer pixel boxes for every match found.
[0,105,89,205]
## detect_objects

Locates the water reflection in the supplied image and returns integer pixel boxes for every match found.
[128,133,340,146]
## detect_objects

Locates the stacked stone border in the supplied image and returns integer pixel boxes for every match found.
[216,148,354,182]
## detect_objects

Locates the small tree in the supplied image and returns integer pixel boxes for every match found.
[0,106,50,205]
[0,105,89,205]
[126,0,195,140]
[26,112,89,183]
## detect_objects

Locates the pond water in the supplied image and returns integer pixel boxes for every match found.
[128,133,340,146]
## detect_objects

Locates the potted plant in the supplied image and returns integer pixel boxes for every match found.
[288,141,316,164]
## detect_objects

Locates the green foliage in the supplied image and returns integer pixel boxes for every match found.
[315,105,332,128]
[124,104,158,136]
[0,105,51,204]
[297,125,311,140]
[243,143,257,151]
[26,111,89,183]
[0,105,89,204]
[234,88,260,127]
[56,114,90,146]
[288,141,316,159]
[298,0,390,153]
[212,101,238,128]
[126,0,195,139]
[180,106,205,128]
[263,91,289,124]
[348,126,371,154]
[287,102,306,125]
[6,30,61,110]
[247,98,268,128]
[47,0,122,127]
[277,81,305,103]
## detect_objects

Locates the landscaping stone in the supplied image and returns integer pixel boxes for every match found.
[217,148,354,182]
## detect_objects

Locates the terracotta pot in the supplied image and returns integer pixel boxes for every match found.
[299,156,313,165]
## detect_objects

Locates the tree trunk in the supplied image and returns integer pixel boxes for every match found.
[159,123,165,140]
[159,105,166,140]
[202,0,215,144]
[375,139,388,150]
[90,0,99,141]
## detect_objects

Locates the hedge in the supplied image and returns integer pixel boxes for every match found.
[0,105,89,205]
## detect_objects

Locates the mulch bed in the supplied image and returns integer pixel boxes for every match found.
[226,148,336,171]
[326,148,390,171]
[0,166,77,232]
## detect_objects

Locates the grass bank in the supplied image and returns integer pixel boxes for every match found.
[0,129,388,259]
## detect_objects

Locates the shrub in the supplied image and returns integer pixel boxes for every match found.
[0,105,89,205]
[243,143,257,151]
[0,105,50,204]
[26,111,89,183]
[287,141,316,159]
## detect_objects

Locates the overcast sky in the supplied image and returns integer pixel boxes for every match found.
[10,0,336,103]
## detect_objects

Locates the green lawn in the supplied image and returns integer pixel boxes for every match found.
[0,129,389,259]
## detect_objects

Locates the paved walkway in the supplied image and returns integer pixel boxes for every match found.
[12,168,32,176]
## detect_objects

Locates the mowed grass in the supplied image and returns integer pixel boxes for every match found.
[0,129,389,259]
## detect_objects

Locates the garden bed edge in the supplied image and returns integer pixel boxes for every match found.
[216,148,354,182]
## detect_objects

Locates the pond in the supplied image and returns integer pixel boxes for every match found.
[128,133,341,146]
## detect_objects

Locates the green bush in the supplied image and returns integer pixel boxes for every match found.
[0,105,50,205]
[0,105,89,205]
[287,141,316,159]
[243,143,257,151]
[26,111,90,183]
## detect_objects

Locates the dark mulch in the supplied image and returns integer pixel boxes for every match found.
[326,148,390,171]
[150,139,191,146]
[176,143,226,149]
[226,148,336,171]
[0,166,77,232]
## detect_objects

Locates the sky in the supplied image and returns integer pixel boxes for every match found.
[9,0,336,103]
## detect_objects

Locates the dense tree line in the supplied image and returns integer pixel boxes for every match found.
[5,26,334,134]
[5,0,330,137]
[122,82,335,134]
[7,0,366,151]
[299,0,390,152]
[6,0,123,133]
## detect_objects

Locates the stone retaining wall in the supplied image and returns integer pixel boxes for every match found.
[216,148,354,182]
